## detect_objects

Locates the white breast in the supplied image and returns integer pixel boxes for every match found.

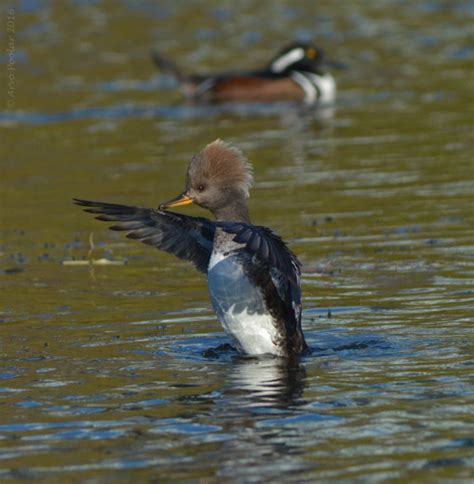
[208,249,228,271]
[207,250,283,357]
[218,304,282,356]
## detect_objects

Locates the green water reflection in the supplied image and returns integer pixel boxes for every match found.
[1,0,473,481]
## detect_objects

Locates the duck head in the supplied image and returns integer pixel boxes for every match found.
[269,42,327,75]
[160,140,254,223]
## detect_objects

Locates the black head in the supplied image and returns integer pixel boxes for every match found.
[268,42,326,75]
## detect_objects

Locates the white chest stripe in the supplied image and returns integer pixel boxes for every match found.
[290,71,337,104]
[291,71,317,104]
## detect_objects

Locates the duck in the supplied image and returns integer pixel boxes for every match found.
[74,140,307,357]
[152,42,337,105]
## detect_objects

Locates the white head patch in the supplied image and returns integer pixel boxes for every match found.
[271,47,305,73]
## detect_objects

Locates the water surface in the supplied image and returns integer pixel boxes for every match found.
[1,0,473,481]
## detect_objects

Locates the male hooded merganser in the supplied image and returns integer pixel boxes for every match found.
[152,42,337,105]
[75,140,307,357]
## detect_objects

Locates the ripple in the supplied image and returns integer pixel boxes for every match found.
[1,0,472,481]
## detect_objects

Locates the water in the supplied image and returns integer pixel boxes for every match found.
[1,0,474,481]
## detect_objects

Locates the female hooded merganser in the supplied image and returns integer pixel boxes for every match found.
[152,42,337,105]
[75,140,307,357]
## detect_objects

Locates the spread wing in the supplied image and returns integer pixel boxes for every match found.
[218,222,302,325]
[74,199,216,273]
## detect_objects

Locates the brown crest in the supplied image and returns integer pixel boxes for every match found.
[187,139,254,196]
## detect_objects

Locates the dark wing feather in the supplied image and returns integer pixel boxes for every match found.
[219,223,301,284]
[218,222,302,322]
[74,199,216,273]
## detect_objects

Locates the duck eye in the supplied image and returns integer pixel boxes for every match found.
[306,48,317,59]
[197,184,205,192]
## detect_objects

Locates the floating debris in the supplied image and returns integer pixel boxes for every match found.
[62,258,126,266]
[62,233,126,266]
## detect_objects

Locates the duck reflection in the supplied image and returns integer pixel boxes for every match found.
[210,357,309,480]
[224,356,306,410]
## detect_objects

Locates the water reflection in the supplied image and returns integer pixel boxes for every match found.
[225,356,306,409]
[2,0,473,480]
[210,357,309,480]
[0,101,335,126]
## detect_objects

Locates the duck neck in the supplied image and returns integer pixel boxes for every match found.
[214,199,251,224]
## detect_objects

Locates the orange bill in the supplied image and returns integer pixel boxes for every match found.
[159,192,194,210]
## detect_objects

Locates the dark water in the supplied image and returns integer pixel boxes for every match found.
[1,0,473,481]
